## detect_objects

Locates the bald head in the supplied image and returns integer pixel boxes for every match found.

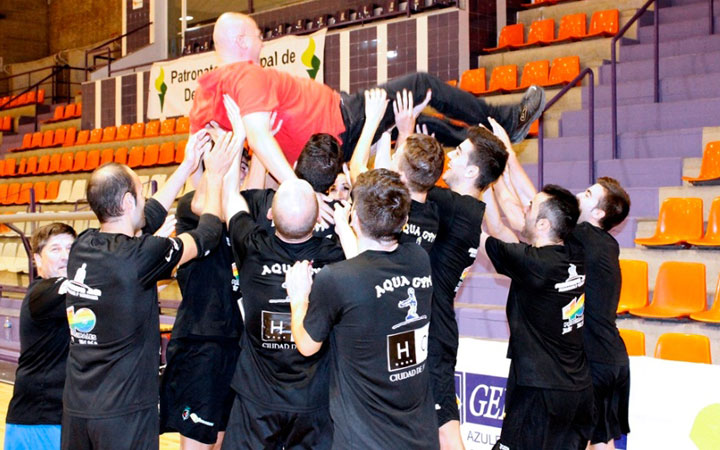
[87,163,141,224]
[214,12,262,64]
[272,179,318,240]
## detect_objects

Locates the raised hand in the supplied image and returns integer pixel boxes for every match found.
[153,214,177,238]
[285,260,314,305]
[364,88,389,128]
[204,130,243,178]
[393,89,416,137]
[223,94,246,141]
[183,129,212,173]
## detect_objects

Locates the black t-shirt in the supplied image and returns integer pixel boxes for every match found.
[241,188,338,240]
[7,277,69,425]
[64,199,184,418]
[485,236,591,391]
[304,244,438,449]
[399,199,439,253]
[427,187,485,355]
[566,222,629,365]
[228,211,345,412]
[172,191,242,340]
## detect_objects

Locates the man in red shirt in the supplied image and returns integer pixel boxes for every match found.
[190,12,545,185]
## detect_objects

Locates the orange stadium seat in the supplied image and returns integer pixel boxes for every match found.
[16,182,33,205]
[74,103,82,117]
[483,23,524,52]
[0,184,8,204]
[683,141,720,185]
[16,158,27,176]
[551,13,587,43]
[587,9,619,39]
[1,116,11,132]
[127,146,144,168]
[629,261,706,318]
[88,128,103,145]
[37,155,50,174]
[0,97,8,108]
[513,19,555,49]
[485,65,518,94]
[101,126,117,143]
[84,150,101,171]
[3,183,19,205]
[176,117,190,135]
[100,148,114,165]
[71,151,87,172]
[635,197,704,247]
[17,94,28,106]
[52,128,66,147]
[548,56,581,86]
[527,120,539,137]
[20,133,32,151]
[460,68,487,95]
[41,130,54,148]
[37,89,45,104]
[43,180,60,202]
[114,147,128,165]
[3,159,16,177]
[617,260,649,313]
[47,154,61,174]
[63,127,77,147]
[447,80,457,87]
[63,103,76,120]
[618,329,646,356]
[26,91,36,105]
[25,156,38,175]
[142,144,159,167]
[687,197,720,247]
[145,121,160,137]
[32,181,46,202]
[0,161,4,177]
[130,122,145,139]
[59,152,74,173]
[75,130,90,146]
[50,105,64,122]
[518,60,550,89]
[158,142,175,165]
[116,124,131,141]
[175,140,187,163]
[30,132,43,149]
[160,118,176,136]
[690,274,720,323]
[654,333,712,364]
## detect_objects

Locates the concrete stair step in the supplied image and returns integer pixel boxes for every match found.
[636,16,720,43]
[584,72,720,107]
[655,0,720,24]
[619,246,720,293]
[658,185,720,216]
[598,50,720,85]
[619,32,720,61]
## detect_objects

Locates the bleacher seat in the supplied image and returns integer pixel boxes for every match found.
[0,185,7,204]
[158,142,175,165]
[19,134,32,151]
[75,103,82,117]
[128,146,144,168]
[52,128,66,147]
[551,13,587,43]
[16,183,33,205]
[617,259,649,313]
[513,19,554,49]
[145,121,160,137]
[32,181,46,202]
[101,126,117,143]
[30,132,42,149]
[683,141,720,185]
[3,183,20,205]
[587,9,619,39]
[54,179,73,203]
[88,128,102,145]
[26,91,36,105]
[17,159,27,176]
[69,179,87,203]
[100,148,114,165]
[483,23,524,52]
[59,152,74,173]
[3,159,16,177]
[50,105,64,122]
[485,65,518,94]
[618,329,645,356]
[41,130,54,148]
[114,147,129,165]
[71,151,87,172]
[84,150,101,172]
[48,154,61,174]
[142,144,159,167]
[518,60,550,89]
[1,116,11,132]
[63,127,77,147]
[176,117,190,135]
[63,104,76,120]
[160,118,176,136]
[42,180,60,203]
[25,156,38,175]
[75,130,90,146]
[459,68,487,95]
[654,333,712,364]
[635,197,704,247]
[37,89,45,104]
[0,243,18,272]
[687,197,720,247]
[629,261,706,318]
[116,124,131,141]
[548,55,581,86]
[37,155,50,174]
[690,274,720,323]
[130,123,145,139]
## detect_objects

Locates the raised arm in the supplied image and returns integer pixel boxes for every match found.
[393,88,431,150]
[333,201,358,259]
[153,129,211,211]
[482,186,519,243]
[243,112,296,183]
[286,260,323,357]
[488,117,536,205]
[348,88,388,183]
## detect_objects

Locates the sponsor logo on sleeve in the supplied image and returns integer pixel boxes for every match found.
[66,306,98,345]
[554,264,585,292]
[60,263,102,301]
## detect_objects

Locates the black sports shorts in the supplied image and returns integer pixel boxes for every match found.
[588,361,630,444]
[221,395,332,449]
[61,407,158,450]
[160,338,239,444]
[428,348,460,427]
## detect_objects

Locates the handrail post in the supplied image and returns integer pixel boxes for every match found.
[654,4,659,104]
[538,115,544,188]
[711,0,715,34]
[588,70,595,184]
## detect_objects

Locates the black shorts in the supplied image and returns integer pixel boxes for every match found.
[61,407,158,450]
[160,338,240,444]
[428,349,460,427]
[589,361,630,444]
[494,369,596,450]
[221,395,332,450]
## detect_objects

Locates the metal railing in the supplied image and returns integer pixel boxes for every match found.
[85,22,153,78]
[537,68,595,188]
[611,0,715,159]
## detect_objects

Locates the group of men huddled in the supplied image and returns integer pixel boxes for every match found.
[4,11,632,450]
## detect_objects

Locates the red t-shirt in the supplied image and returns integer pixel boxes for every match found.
[189,61,346,164]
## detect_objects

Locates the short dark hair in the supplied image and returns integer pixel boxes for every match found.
[538,184,580,241]
[466,126,509,191]
[399,134,445,193]
[87,163,137,223]
[596,177,630,231]
[294,133,343,193]
[31,222,76,255]
[351,169,410,242]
